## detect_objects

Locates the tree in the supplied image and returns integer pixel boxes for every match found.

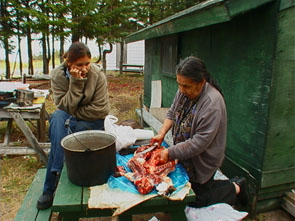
[0,0,15,79]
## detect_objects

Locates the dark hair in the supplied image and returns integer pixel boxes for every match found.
[176,56,223,96]
[64,42,91,63]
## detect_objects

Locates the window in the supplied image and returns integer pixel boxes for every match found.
[160,35,178,75]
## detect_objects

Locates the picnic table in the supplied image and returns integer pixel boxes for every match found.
[52,166,195,221]
[0,83,49,165]
[121,64,144,74]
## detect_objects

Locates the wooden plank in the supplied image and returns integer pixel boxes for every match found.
[282,200,295,217]
[14,168,52,221]
[10,112,48,165]
[122,69,143,73]
[38,104,46,142]
[122,64,143,67]
[280,0,295,11]
[0,147,50,155]
[149,108,169,123]
[3,119,12,145]
[261,168,295,188]
[0,109,42,119]
[35,209,52,221]
[150,80,162,108]
[52,166,83,213]
[82,186,90,210]
[227,0,275,17]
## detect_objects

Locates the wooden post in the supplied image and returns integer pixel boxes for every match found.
[38,104,46,142]
[9,112,48,165]
[3,119,13,146]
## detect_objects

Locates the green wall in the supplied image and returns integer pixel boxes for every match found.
[262,5,295,188]
[145,2,277,177]
[142,0,294,212]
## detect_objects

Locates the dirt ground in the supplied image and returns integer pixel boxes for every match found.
[0,72,294,221]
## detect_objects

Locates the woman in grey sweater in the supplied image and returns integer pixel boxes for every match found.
[151,56,248,208]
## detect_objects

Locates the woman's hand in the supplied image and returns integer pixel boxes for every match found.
[150,133,165,147]
[159,148,169,163]
[69,67,86,79]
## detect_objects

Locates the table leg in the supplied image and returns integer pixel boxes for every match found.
[169,206,187,221]
[38,105,46,142]
[3,119,13,146]
[60,213,80,221]
[9,112,48,165]
[118,214,132,221]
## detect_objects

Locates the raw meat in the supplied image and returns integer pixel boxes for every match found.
[117,145,176,195]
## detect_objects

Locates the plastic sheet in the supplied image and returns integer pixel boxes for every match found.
[185,203,248,221]
[108,149,189,196]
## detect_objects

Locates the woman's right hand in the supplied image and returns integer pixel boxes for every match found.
[69,67,84,79]
[150,133,165,147]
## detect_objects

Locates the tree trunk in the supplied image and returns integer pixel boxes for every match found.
[60,35,64,63]
[17,24,23,76]
[27,25,34,75]
[4,37,11,79]
[95,44,102,64]
[42,33,48,75]
[72,34,79,43]
[149,0,154,24]
[46,34,50,74]
[102,43,113,72]
[119,41,124,75]
[52,34,55,68]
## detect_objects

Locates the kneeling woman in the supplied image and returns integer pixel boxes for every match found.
[151,56,248,208]
[37,42,110,210]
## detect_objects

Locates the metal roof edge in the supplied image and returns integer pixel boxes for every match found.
[125,0,276,43]
[125,0,225,43]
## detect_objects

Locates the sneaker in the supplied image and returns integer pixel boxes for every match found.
[231,176,249,206]
[36,193,54,210]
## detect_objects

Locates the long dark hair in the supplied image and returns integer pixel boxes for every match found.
[176,56,223,96]
[64,42,91,63]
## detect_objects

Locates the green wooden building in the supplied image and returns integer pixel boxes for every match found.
[125,0,295,213]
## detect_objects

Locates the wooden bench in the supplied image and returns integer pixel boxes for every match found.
[121,64,144,73]
[14,168,52,221]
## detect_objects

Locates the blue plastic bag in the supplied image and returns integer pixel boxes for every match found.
[108,147,189,195]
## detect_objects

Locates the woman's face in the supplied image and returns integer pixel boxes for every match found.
[68,55,91,78]
[176,74,206,99]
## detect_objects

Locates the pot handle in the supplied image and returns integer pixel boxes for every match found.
[64,117,91,152]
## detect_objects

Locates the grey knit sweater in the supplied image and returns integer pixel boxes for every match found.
[167,83,227,184]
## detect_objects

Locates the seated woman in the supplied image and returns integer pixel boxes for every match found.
[151,56,248,208]
[37,42,110,210]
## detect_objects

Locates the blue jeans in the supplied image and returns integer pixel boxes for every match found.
[43,110,104,195]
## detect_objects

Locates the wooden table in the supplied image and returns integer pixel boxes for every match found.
[0,103,48,165]
[122,64,144,74]
[52,166,195,221]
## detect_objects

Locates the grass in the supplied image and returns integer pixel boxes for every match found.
[0,71,144,220]
[0,156,43,220]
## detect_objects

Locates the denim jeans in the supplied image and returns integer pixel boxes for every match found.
[43,110,104,195]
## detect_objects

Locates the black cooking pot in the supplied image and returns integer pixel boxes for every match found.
[61,130,116,187]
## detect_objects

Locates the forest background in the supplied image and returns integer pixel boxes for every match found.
[0,0,207,79]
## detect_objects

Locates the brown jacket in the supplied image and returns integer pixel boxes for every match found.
[50,63,110,121]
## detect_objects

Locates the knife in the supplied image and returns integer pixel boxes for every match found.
[136,144,157,155]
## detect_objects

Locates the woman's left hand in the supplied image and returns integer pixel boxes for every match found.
[158,148,169,163]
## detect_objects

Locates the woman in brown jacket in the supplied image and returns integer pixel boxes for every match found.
[37,42,110,210]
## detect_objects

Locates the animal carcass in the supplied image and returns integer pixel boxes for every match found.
[116,145,177,195]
